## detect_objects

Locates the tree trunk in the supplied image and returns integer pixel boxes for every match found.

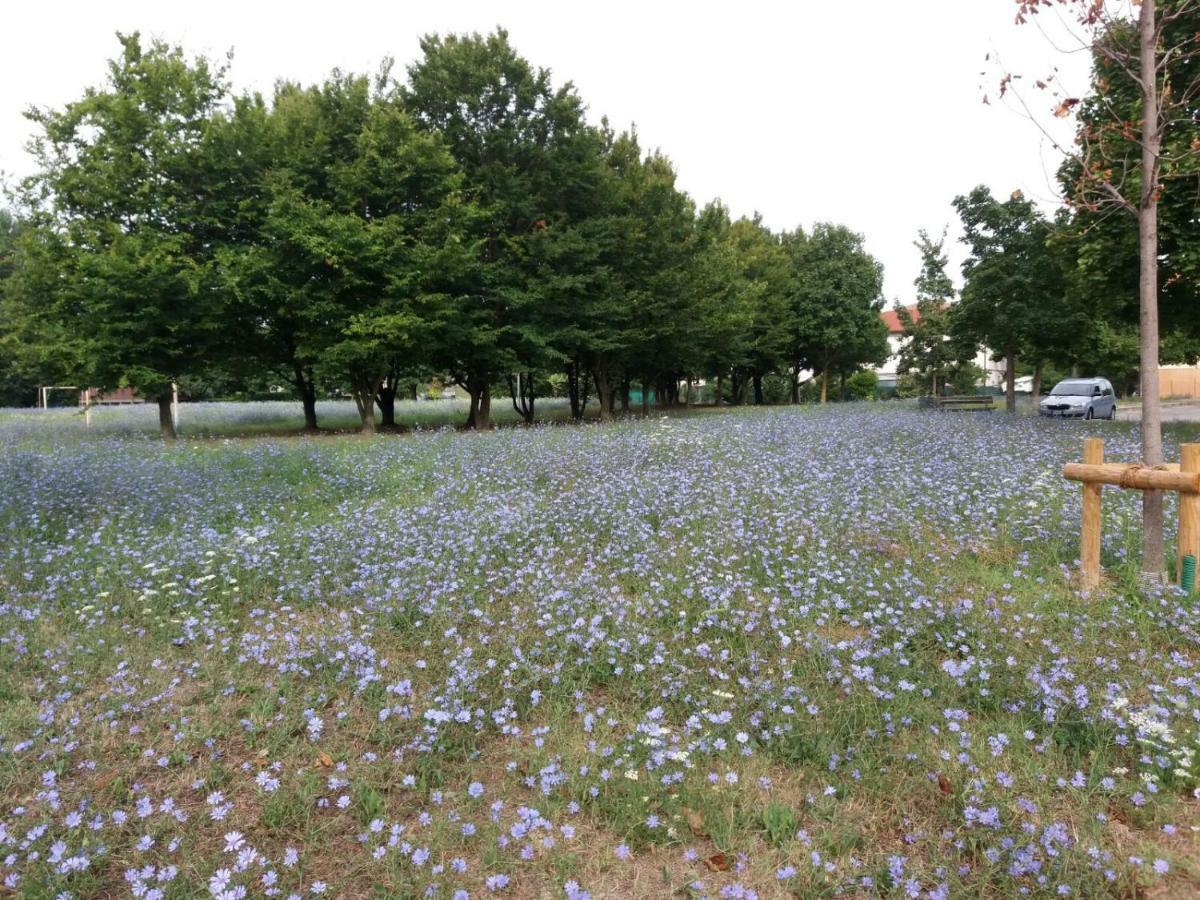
[593,362,613,421]
[294,365,319,431]
[790,367,800,404]
[157,392,176,441]
[715,373,724,408]
[1030,361,1043,409]
[355,395,376,434]
[620,376,631,413]
[301,393,318,431]
[567,363,582,422]
[351,374,378,435]
[579,372,591,418]
[642,378,651,416]
[932,371,940,399]
[839,372,846,403]
[466,375,492,430]
[820,369,828,404]
[1004,349,1016,413]
[1139,0,1164,580]
[376,378,397,429]
[685,376,693,408]
[476,384,492,430]
[507,372,535,424]
[752,373,764,406]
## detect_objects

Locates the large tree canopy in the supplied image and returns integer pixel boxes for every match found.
[786,224,888,403]
[402,29,599,429]
[896,229,975,399]
[218,71,462,434]
[21,32,231,437]
[951,187,1067,413]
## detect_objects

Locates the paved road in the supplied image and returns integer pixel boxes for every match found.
[1116,402,1200,423]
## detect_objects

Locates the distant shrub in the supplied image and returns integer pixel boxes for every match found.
[846,370,878,401]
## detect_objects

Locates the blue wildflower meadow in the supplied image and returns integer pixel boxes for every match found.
[0,403,1196,897]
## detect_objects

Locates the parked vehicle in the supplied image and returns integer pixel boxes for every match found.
[1038,377,1117,420]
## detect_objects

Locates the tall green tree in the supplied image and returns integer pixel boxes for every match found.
[896,229,979,397]
[522,123,627,422]
[786,224,888,403]
[403,29,595,428]
[607,145,696,415]
[220,71,462,434]
[951,187,1065,413]
[726,215,791,405]
[0,210,30,405]
[686,208,789,407]
[22,33,231,438]
[208,88,331,430]
[690,201,753,407]
[0,210,91,407]
[0,211,37,406]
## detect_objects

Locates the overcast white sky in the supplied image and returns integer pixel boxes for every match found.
[0,0,1092,303]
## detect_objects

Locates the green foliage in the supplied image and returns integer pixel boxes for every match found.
[785,224,888,401]
[688,204,792,405]
[217,71,464,433]
[945,362,985,396]
[895,229,975,397]
[759,802,800,848]
[1057,3,1200,341]
[403,29,603,425]
[845,369,878,401]
[0,210,43,406]
[352,780,387,826]
[760,373,793,405]
[951,187,1072,409]
[20,33,231,428]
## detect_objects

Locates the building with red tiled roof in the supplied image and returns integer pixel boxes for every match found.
[876,303,1001,392]
[880,304,921,336]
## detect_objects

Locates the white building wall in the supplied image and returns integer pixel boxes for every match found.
[875,332,1003,390]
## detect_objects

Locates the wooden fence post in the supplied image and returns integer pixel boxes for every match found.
[1179,443,1200,585]
[1081,437,1104,589]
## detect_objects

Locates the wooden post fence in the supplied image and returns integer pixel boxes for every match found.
[1179,444,1200,586]
[1080,438,1103,589]
[1063,438,1200,589]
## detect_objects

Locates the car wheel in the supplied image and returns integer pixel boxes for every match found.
[1085,407,1094,420]
[1108,406,1117,420]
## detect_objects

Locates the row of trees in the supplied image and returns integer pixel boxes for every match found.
[897,186,1200,413]
[0,30,891,436]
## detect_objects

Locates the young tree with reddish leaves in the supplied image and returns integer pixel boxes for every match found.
[1011,0,1200,581]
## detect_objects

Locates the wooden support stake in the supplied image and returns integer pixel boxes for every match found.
[1081,437,1103,590]
[1179,443,1200,585]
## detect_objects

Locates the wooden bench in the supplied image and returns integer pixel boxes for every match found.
[919,395,994,411]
